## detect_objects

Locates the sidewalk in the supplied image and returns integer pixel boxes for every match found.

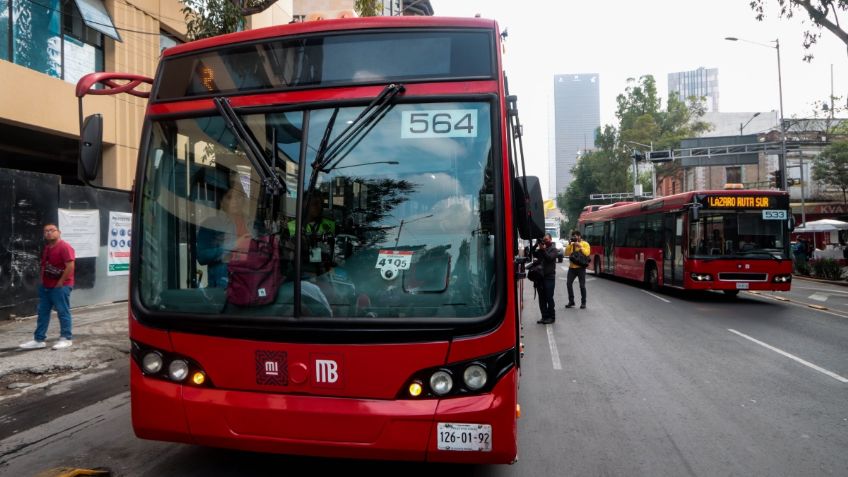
[0,302,129,402]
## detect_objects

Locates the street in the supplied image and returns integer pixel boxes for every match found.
[1,271,846,476]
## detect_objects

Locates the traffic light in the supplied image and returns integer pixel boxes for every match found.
[769,169,783,188]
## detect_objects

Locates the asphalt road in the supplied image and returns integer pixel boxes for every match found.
[1,270,846,476]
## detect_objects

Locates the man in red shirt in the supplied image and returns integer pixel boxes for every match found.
[19,223,76,350]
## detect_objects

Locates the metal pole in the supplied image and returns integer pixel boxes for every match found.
[800,154,806,225]
[776,38,788,191]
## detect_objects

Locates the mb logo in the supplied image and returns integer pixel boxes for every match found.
[311,354,343,388]
[315,359,338,383]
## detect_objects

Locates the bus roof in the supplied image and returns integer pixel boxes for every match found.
[163,16,499,58]
[579,189,789,223]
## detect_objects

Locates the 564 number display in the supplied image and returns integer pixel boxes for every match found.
[401,110,478,138]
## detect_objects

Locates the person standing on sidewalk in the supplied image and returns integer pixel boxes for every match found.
[19,223,76,350]
[534,233,558,324]
[565,230,590,309]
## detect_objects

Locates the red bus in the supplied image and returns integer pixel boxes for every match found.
[578,189,794,295]
[75,15,546,464]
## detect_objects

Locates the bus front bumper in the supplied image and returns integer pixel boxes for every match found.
[131,364,518,464]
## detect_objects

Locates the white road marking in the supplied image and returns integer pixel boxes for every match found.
[546,324,562,371]
[728,329,848,383]
[809,293,829,302]
[640,290,671,303]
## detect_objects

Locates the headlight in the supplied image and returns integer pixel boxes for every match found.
[773,274,792,283]
[690,273,713,281]
[463,364,488,391]
[141,351,163,374]
[168,360,190,382]
[429,370,454,396]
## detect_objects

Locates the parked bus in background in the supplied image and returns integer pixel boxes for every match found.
[74,15,546,464]
[579,188,794,295]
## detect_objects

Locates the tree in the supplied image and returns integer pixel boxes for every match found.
[354,0,383,16]
[812,141,848,204]
[749,0,848,61]
[181,0,282,40]
[557,75,709,228]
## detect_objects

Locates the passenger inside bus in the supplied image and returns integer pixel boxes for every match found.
[196,184,252,287]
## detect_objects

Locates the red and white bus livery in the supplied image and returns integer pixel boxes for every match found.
[579,189,794,295]
[75,15,547,464]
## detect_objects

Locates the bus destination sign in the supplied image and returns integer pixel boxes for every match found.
[704,196,771,208]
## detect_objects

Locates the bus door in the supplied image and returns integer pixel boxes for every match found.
[663,212,684,287]
[604,221,614,273]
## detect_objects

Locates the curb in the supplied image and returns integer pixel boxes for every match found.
[792,275,848,287]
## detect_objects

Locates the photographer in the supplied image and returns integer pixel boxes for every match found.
[534,233,559,324]
[565,230,590,309]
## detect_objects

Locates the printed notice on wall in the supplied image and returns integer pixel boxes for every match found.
[108,212,132,276]
[58,209,100,258]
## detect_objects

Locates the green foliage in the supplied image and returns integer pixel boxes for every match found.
[812,258,843,280]
[181,0,244,40]
[558,75,709,228]
[749,0,848,62]
[812,141,848,203]
[355,0,383,16]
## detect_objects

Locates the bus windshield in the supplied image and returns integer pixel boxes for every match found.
[137,100,497,321]
[689,210,789,259]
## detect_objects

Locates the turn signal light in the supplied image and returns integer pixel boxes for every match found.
[408,381,423,397]
[192,371,207,385]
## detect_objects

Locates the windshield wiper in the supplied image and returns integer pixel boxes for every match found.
[314,83,405,174]
[303,83,405,208]
[214,97,286,195]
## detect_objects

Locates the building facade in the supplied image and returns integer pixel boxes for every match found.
[552,73,600,199]
[668,67,719,112]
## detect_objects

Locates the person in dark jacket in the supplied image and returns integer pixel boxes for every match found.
[534,233,559,324]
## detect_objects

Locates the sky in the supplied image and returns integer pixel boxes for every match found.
[428,0,848,198]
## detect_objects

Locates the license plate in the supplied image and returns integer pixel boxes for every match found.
[436,423,492,452]
[736,282,750,290]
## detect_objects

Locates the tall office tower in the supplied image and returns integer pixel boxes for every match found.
[552,74,601,198]
[668,67,719,112]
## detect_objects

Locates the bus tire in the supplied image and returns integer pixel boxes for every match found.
[723,290,740,297]
[645,263,659,291]
[593,256,601,275]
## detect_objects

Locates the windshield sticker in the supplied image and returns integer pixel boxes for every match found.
[376,250,412,281]
[401,110,477,138]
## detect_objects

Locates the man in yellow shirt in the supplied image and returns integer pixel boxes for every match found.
[565,230,591,309]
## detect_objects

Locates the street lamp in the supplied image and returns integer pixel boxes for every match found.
[740,112,761,135]
[623,140,655,198]
[725,37,787,191]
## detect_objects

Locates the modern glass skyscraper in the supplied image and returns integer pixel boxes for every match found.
[552,73,600,198]
[668,67,719,112]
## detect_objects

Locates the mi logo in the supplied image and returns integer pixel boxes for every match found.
[315,359,338,383]
[311,354,344,388]
[265,361,279,376]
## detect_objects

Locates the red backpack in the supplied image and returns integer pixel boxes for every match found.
[227,235,282,306]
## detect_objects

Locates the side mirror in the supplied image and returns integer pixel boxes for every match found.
[79,114,103,183]
[513,176,545,240]
[788,215,796,232]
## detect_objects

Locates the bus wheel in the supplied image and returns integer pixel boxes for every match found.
[723,290,740,297]
[645,264,659,291]
[594,256,601,275]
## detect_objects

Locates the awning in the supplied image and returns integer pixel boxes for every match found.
[73,0,122,42]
